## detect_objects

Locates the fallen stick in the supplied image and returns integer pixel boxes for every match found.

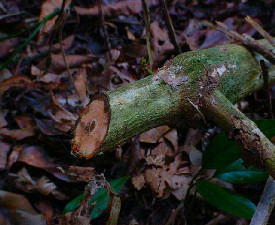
[250,176,275,225]
[72,39,275,178]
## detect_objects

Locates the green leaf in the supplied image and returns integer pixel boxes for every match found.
[63,193,84,214]
[202,131,241,169]
[202,119,275,169]
[63,176,129,219]
[196,180,256,219]
[90,176,129,219]
[214,159,268,184]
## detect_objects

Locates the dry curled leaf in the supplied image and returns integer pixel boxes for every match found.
[14,167,68,200]
[139,126,170,143]
[38,0,71,44]
[0,76,33,96]
[74,68,87,102]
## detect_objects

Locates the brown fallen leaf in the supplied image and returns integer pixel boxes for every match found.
[38,35,74,52]
[0,37,18,58]
[0,141,10,170]
[144,154,190,199]
[150,21,174,67]
[58,166,96,183]
[50,92,78,120]
[0,75,33,96]
[0,127,36,140]
[75,0,142,17]
[75,0,159,16]
[7,145,22,169]
[0,209,46,225]
[35,200,54,225]
[37,0,71,44]
[131,173,145,190]
[74,68,87,102]
[139,126,170,143]
[164,129,178,152]
[31,65,64,84]
[0,68,13,82]
[15,145,89,183]
[49,54,95,72]
[14,115,35,129]
[14,167,68,200]
[0,190,38,214]
[0,110,8,128]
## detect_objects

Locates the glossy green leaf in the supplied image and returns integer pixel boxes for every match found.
[196,180,256,219]
[63,176,129,219]
[214,159,268,184]
[202,120,275,169]
[63,193,84,214]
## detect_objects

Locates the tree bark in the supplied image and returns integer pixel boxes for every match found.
[72,39,275,177]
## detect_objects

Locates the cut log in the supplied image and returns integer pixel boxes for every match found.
[72,39,275,177]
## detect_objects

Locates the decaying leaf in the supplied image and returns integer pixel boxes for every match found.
[74,68,88,102]
[38,0,71,44]
[133,127,191,200]
[74,0,158,17]
[0,190,38,214]
[0,127,36,140]
[139,126,170,143]
[0,141,10,170]
[0,76,33,96]
[14,167,68,200]
[0,110,8,128]
[150,21,174,66]
[49,54,95,72]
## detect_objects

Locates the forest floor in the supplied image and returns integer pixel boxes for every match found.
[0,0,274,225]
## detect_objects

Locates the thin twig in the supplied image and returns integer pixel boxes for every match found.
[245,16,275,47]
[212,22,275,64]
[260,60,274,119]
[98,0,111,62]
[250,176,275,225]
[58,0,74,84]
[142,0,153,70]
[159,0,181,54]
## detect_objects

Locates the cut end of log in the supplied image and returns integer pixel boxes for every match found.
[72,95,110,159]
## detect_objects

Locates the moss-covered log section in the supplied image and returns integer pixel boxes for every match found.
[72,40,275,178]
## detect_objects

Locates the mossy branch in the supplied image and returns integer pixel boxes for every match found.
[73,39,275,178]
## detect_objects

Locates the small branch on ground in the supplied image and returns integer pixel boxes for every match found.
[72,39,275,178]
[159,0,181,54]
[142,0,153,70]
[260,60,274,119]
[99,0,111,62]
[245,16,275,47]
[202,90,275,178]
[106,195,121,225]
[212,22,275,64]
[250,176,275,225]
